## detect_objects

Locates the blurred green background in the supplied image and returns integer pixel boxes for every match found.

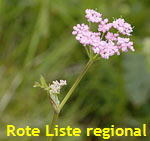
[0,0,150,141]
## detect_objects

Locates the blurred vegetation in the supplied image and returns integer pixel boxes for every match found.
[0,0,150,141]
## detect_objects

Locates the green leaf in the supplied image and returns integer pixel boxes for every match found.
[33,76,49,90]
[33,82,41,88]
[40,75,48,89]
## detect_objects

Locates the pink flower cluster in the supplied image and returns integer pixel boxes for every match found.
[85,9,102,23]
[72,9,135,59]
[72,24,101,46]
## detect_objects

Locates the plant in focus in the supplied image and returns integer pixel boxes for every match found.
[34,9,135,141]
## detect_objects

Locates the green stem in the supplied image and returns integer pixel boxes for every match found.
[85,47,90,58]
[48,59,94,141]
[59,60,93,111]
[48,111,59,141]
[101,32,105,40]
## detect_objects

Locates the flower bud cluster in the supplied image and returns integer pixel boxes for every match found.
[49,80,67,107]
[49,80,67,95]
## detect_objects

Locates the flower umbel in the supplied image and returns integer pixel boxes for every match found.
[72,9,135,59]
[33,76,67,112]
[113,18,133,36]
[85,9,102,23]
[49,80,67,108]
[49,80,67,95]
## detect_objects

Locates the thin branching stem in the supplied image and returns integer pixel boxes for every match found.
[49,59,95,141]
